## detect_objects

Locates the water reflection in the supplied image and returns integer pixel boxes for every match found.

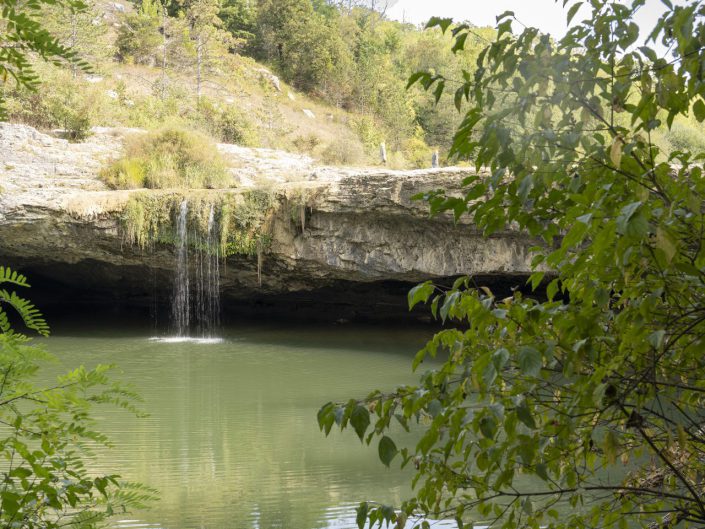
[113,505,461,529]
[43,325,444,529]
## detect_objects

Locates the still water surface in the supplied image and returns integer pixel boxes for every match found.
[44,324,442,529]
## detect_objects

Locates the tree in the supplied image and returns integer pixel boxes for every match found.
[41,0,113,77]
[116,0,163,66]
[180,0,234,101]
[218,0,256,46]
[0,267,154,527]
[403,24,494,154]
[0,0,91,118]
[254,0,349,93]
[319,1,705,528]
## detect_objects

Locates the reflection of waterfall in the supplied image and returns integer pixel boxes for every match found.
[171,200,220,338]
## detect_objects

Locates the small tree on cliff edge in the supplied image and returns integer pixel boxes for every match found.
[319,1,705,528]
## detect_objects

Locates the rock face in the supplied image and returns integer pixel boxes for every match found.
[0,123,536,322]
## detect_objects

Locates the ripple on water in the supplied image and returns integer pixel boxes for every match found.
[46,328,465,529]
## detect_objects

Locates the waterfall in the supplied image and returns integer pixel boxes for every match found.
[170,200,221,338]
[171,199,190,336]
[195,205,220,337]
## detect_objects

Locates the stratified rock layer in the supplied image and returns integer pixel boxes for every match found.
[0,123,536,320]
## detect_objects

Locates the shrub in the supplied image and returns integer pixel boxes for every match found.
[191,99,260,146]
[126,89,189,129]
[402,136,433,169]
[320,135,366,166]
[662,121,705,154]
[45,76,105,141]
[292,133,321,153]
[5,70,104,141]
[350,114,385,155]
[103,158,146,189]
[101,128,231,189]
[217,105,260,146]
[4,88,54,130]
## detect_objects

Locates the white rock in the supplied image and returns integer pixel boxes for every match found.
[302,109,316,119]
[256,68,281,92]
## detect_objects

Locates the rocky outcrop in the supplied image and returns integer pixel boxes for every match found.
[0,123,536,321]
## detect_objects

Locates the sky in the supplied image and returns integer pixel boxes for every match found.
[386,0,682,41]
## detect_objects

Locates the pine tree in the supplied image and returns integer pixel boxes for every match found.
[181,0,234,101]
[42,1,112,76]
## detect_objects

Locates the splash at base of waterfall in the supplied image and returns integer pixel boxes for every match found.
[148,336,225,344]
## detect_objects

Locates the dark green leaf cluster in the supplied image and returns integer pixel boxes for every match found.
[322,1,705,528]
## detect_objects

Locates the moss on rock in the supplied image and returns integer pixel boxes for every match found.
[121,188,277,257]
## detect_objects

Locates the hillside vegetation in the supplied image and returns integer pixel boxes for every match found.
[3,0,705,169]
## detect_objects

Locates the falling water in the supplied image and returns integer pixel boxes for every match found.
[171,200,221,338]
[195,205,220,337]
[171,199,190,336]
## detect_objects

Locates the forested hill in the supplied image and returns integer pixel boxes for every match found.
[4,0,704,168]
[1,0,483,168]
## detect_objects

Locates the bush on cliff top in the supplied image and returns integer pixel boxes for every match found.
[101,128,231,189]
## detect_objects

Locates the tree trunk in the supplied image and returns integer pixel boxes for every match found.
[196,34,202,104]
[160,1,168,99]
[70,14,77,79]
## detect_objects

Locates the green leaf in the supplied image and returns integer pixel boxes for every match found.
[604,430,619,464]
[439,291,460,322]
[356,502,368,529]
[693,99,705,122]
[408,282,434,309]
[535,463,549,480]
[1,491,20,517]
[656,227,678,263]
[616,201,642,234]
[378,436,398,467]
[350,405,370,442]
[518,346,542,377]
[648,330,665,349]
[479,415,497,438]
[425,16,453,33]
[567,2,583,24]
[9,467,32,479]
[407,71,430,90]
[516,400,537,429]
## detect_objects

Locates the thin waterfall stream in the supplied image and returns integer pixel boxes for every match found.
[170,199,221,338]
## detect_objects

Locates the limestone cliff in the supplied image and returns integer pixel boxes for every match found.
[0,123,535,320]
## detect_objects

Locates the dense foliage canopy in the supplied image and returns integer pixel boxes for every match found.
[319,1,705,528]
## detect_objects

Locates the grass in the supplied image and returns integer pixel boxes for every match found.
[100,127,231,190]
